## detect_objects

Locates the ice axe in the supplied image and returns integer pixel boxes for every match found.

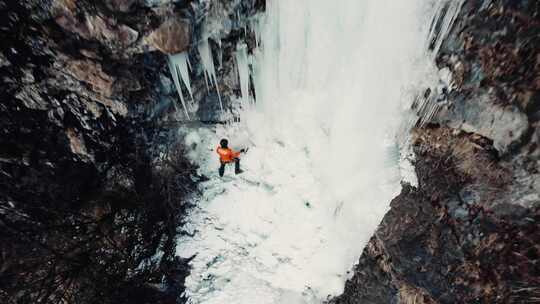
[207,147,249,153]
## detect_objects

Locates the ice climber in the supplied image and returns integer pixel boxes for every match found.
[216,139,245,177]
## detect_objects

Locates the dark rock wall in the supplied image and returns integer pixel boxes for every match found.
[0,1,200,303]
[333,1,539,303]
[0,0,262,302]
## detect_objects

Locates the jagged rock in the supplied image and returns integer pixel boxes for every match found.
[334,128,540,304]
[65,59,116,97]
[145,18,191,54]
[0,1,197,303]
[55,13,139,51]
[106,0,138,12]
[437,92,529,153]
[1,0,260,302]
[15,85,49,110]
[65,127,94,161]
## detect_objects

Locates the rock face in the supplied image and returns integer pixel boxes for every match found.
[333,1,539,303]
[0,1,199,303]
[0,0,263,302]
[145,18,191,54]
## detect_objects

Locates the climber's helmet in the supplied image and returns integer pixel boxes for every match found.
[220,139,228,148]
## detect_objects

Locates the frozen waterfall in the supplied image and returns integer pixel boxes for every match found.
[177,0,463,303]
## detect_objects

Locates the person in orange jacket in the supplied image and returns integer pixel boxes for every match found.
[216,138,245,177]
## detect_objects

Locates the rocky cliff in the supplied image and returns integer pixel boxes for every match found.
[332,1,539,303]
[0,0,228,303]
[4,0,537,303]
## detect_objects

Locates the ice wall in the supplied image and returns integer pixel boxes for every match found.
[236,43,251,105]
[245,0,461,297]
[177,0,463,303]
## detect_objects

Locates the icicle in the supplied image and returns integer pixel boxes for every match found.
[236,43,250,105]
[217,44,223,68]
[250,17,261,47]
[197,38,223,110]
[168,52,193,119]
[249,19,256,46]
[167,55,188,118]
[202,70,210,93]
[214,80,223,112]
[414,0,464,127]
[174,53,194,99]
[427,0,465,56]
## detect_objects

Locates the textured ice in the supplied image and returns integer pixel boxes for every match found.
[168,52,193,118]
[235,43,251,105]
[427,0,466,55]
[249,16,263,47]
[198,38,223,111]
[177,0,462,303]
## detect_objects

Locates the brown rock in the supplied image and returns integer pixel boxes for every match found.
[453,60,467,87]
[55,13,138,50]
[80,49,100,60]
[145,18,190,54]
[66,127,93,161]
[65,59,115,97]
[398,283,437,304]
[52,0,77,14]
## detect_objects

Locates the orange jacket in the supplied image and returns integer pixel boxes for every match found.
[216,147,240,163]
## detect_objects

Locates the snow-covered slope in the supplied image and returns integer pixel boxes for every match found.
[176,0,462,303]
[178,124,353,303]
